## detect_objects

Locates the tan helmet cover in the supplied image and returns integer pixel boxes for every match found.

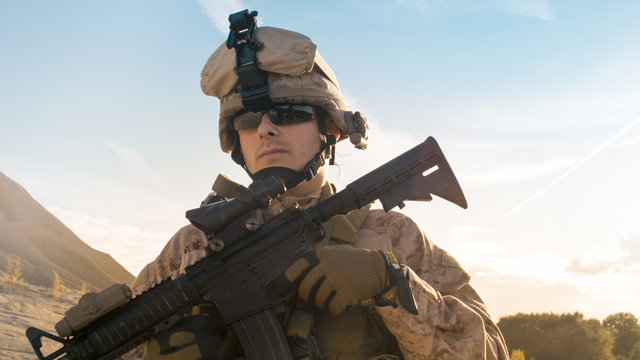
[201,26,363,153]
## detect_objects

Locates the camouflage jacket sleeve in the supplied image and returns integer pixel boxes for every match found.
[355,209,509,360]
[131,224,208,296]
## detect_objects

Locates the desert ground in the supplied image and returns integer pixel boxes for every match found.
[0,275,146,360]
[0,272,83,359]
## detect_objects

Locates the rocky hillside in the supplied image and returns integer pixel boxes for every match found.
[0,171,134,291]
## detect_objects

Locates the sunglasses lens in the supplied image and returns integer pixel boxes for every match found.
[270,105,316,125]
[232,112,262,131]
[232,105,316,131]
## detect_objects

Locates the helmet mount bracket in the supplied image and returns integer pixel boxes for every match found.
[226,10,272,112]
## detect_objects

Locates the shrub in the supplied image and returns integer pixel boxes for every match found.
[51,271,65,299]
[3,255,24,292]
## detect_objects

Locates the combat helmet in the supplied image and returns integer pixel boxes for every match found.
[200,10,368,186]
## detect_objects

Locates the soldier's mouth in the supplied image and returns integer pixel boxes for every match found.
[259,149,287,159]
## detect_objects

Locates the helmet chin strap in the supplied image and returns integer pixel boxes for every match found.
[231,120,336,190]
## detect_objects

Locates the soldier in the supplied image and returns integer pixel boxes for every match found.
[131,13,509,360]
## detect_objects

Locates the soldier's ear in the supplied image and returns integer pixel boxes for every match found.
[324,119,340,140]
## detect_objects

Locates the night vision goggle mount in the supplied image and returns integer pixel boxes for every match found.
[226,9,272,112]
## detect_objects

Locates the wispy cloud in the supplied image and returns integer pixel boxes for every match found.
[47,206,172,275]
[448,225,493,240]
[500,116,640,219]
[501,0,553,20]
[396,0,430,8]
[567,234,640,275]
[197,0,249,35]
[106,141,158,184]
[463,156,575,187]
[393,0,553,20]
[466,245,640,320]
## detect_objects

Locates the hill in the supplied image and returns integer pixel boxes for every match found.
[0,171,134,291]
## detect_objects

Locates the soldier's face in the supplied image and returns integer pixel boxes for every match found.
[238,113,322,174]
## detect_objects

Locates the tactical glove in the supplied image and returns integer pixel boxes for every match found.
[284,245,391,315]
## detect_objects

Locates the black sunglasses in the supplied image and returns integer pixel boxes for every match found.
[232,104,318,131]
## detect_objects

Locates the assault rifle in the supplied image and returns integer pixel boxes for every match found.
[26,137,467,360]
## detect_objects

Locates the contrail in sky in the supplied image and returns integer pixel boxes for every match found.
[197,0,248,35]
[499,115,640,220]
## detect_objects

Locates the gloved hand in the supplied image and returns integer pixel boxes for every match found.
[284,245,391,315]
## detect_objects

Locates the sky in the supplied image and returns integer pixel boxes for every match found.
[1,0,639,321]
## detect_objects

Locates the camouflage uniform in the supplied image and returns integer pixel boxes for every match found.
[132,181,509,360]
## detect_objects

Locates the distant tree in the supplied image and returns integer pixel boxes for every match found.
[510,349,527,360]
[630,341,640,360]
[498,312,613,360]
[603,312,640,359]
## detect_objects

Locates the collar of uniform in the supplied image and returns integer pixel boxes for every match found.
[212,173,323,210]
